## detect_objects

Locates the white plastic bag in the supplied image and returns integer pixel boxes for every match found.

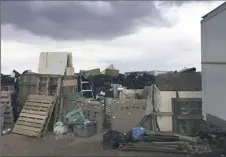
[53,121,68,135]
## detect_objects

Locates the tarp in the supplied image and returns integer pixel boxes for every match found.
[144,84,161,116]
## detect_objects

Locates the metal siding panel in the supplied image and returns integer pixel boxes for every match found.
[202,64,226,121]
[201,9,226,62]
[201,8,226,122]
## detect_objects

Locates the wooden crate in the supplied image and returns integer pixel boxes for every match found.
[4,106,14,126]
[1,91,14,127]
[1,91,11,105]
[12,95,56,138]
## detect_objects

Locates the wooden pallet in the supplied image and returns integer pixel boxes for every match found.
[12,95,56,138]
[4,106,14,126]
[1,91,14,127]
[36,75,62,96]
[1,91,11,105]
[35,75,62,125]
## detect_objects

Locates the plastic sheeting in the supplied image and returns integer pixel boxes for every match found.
[64,108,86,125]
[141,85,162,132]
[132,127,146,140]
[144,85,162,116]
[53,121,68,135]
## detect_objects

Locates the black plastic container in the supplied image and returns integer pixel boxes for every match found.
[73,121,97,138]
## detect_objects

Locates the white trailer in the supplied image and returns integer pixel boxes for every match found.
[201,2,226,130]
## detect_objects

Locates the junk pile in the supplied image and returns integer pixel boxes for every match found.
[102,84,225,156]
[64,108,97,138]
[53,106,100,138]
[102,127,212,155]
[125,72,156,89]
[77,67,200,99]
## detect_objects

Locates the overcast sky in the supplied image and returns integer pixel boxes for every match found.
[1,1,224,74]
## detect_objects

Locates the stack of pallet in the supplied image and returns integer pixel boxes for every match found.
[62,75,78,95]
[13,74,62,138]
[12,95,56,138]
[1,91,14,127]
[36,75,62,125]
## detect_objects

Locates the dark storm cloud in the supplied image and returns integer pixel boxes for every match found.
[1,1,183,40]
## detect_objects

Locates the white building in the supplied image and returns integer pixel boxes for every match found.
[201,2,226,130]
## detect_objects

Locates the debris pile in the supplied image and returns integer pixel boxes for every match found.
[103,128,213,155]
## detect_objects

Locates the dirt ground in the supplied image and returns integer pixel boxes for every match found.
[0,133,191,157]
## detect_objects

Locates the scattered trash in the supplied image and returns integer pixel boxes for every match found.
[2,127,11,135]
[102,130,127,150]
[53,121,68,135]
[64,108,86,125]
[72,121,97,138]
[132,127,146,140]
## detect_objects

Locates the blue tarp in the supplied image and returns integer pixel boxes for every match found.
[132,127,146,140]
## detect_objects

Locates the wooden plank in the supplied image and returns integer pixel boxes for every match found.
[25,102,52,108]
[13,127,40,137]
[36,77,40,94]
[1,98,11,103]
[4,117,13,121]
[4,114,12,118]
[42,104,55,136]
[23,106,49,112]
[4,112,12,115]
[1,96,11,99]
[28,95,54,101]
[45,77,50,95]
[27,99,52,104]
[53,96,60,124]
[20,113,47,120]
[18,117,44,124]
[4,108,12,112]
[1,91,11,97]
[4,119,14,123]
[59,96,64,121]
[62,79,77,86]
[22,109,48,116]
[14,125,42,132]
[56,78,62,96]
[5,105,12,109]
[16,121,43,128]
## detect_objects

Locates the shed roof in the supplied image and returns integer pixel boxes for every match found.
[202,2,226,22]
[155,72,201,91]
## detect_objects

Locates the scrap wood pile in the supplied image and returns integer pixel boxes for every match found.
[0,91,14,131]
[79,68,157,98]
[1,91,14,127]
[103,129,212,155]
[120,132,212,155]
